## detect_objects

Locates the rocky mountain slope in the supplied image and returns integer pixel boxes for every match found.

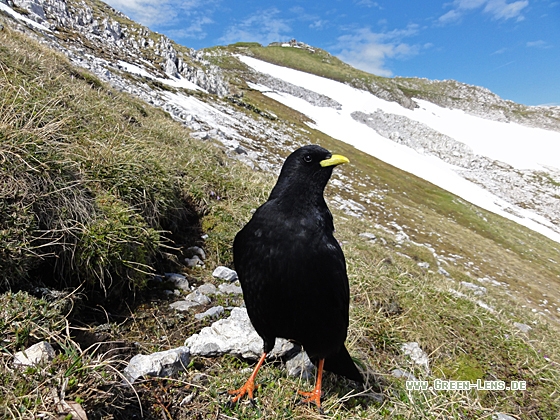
[2,0,559,311]
[3,0,560,238]
[3,0,560,289]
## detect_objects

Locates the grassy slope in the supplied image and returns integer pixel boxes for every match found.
[1,20,559,419]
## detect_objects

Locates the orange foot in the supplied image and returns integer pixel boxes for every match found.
[297,388,322,408]
[228,352,267,403]
[229,377,259,402]
[297,358,325,409]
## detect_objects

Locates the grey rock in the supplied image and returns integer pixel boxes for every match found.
[123,346,190,383]
[184,255,204,267]
[194,305,224,320]
[170,290,211,311]
[460,281,487,295]
[186,290,211,304]
[448,288,466,298]
[196,283,218,295]
[170,300,200,311]
[513,322,532,333]
[417,262,430,269]
[14,341,56,367]
[212,266,238,282]
[438,267,451,277]
[165,273,190,290]
[191,131,209,140]
[330,195,366,217]
[164,57,178,77]
[476,300,495,312]
[218,283,243,295]
[493,414,516,420]
[10,0,230,97]
[186,246,206,260]
[13,0,47,22]
[285,351,315,379]
[394,230,410,244]
[255,73,342,110]
[359,232,376,240]
[352,107,560,230]
[185,307,295,360]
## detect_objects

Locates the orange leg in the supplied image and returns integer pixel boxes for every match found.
[228,352,267,403]
[298,358,324,408]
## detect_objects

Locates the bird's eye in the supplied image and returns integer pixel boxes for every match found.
[303,154,312,163]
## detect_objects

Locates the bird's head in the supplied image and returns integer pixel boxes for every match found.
[269,145,349,201]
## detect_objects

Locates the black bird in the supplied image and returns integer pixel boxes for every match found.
[229,145,362,408]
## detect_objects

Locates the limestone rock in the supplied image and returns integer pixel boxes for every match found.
[170,290,211,311]
[285,351,315,379]
[391,368,417,381]
[14,341,56,367]
[359,232,376,240]
[185,307,295,360]
[186,246,206,261]
[212,266,238,282]
[194,305,224,320]
[513,322,532,333]
[165,273,190,290]
[196,283,218,295]
[401,342,430,374]
[218,283,243,295]
[123,346,190,383]
[184,255,204,268]
[438,267,451,277]
[461,281,487,295]
[493,414,516,420]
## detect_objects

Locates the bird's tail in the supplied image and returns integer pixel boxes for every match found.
[324,345,363,383]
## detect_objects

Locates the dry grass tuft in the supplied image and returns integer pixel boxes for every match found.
[0,26,265,297]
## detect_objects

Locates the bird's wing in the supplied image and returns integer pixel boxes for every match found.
[234,202,350,355]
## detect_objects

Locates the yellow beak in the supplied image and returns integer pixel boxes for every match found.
[320,154,350,167]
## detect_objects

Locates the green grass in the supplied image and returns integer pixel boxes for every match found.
[1,15,560,420]
[0,26,261,296]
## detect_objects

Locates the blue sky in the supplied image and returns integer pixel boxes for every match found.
[104,0,559,106]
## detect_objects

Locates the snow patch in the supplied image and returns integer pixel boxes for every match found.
[0,2,51,32]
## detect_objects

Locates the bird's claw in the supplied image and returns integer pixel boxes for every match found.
[228,380,260,404]
[297,388,323,408]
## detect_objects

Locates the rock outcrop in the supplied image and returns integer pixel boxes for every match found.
[6,0,229,96]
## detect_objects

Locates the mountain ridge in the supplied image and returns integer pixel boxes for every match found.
[212,41,560,132]
[3,0,560,132]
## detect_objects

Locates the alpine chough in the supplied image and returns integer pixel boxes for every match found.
[229,145,362,408]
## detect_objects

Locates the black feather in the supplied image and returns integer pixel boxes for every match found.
[234,145,362,383]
